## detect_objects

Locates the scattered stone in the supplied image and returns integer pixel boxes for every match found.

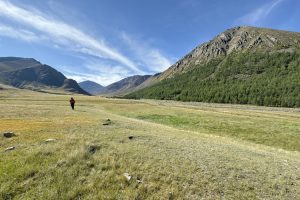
[45,138,56,143]
[5,146,15,151]
[102,119,112,126]
[136,178,143,184]
[3,132,16,138]
[128,136,134,140]
[123,173,131,181]
[87,145,101,154]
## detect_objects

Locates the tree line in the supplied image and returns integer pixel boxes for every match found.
[126,50,300,107]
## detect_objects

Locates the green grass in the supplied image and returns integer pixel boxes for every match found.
[101,100,300,152]
[0,88,300,199]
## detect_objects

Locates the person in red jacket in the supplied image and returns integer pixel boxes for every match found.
[69,97,75,110]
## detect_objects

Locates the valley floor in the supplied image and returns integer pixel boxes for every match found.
[0,89,300,199]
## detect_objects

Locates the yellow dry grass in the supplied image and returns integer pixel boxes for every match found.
[0,88,299,199]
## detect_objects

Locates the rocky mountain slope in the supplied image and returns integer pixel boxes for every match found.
[0,57,89,95]
[126,26,300,107]
[79,81,105,95]
[137,26,300,88]
[99,75,151,96]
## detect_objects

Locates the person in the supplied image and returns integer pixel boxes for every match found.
[69,97,75,110]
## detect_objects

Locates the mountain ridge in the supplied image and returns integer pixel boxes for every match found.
[99,75,151,96]
[161,26,300,78]
[0,57,89,95]
[136,26,300,89]
[125,26,300,107]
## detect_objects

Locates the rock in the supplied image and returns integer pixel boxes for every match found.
[45,139,56,143]
[123,173,131,181]
[128,136,134,140]
[102,119,112,126]
[5,146,15,151]
[87,145,101,154]
[3,132,16,138]
[136,177,143,184]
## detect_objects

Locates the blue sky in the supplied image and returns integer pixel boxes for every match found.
[0,0,299,86]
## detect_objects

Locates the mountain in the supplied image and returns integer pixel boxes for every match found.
[79,81,105,95]
[99,75,151,96]
[0,57,89,95]
[62,79,90,95]
[126,26,300,107]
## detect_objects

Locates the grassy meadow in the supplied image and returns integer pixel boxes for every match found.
[0,88,300,199]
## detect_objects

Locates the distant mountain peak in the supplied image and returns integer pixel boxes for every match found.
[193,26,299,61]
[80,80,101,85]
[79,80,105,95]
[100,75,151,96]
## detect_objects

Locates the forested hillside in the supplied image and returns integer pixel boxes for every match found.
[126,50,300,107]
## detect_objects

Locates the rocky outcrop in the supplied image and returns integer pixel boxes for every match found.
[3,132,16,138]
[157,26,300,80]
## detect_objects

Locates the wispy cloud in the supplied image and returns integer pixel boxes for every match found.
[62,63,128,86]
[0,23,45,42]
[0,0,143,73]
[0,0,175,85]
[120,32,173,72]
[61,57,134,86]
[235,0,285,25]
[64,73,113,87]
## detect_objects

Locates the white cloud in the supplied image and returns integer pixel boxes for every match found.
[0,0,175,85]
[235,0,285,25]
[0,0,144,73]
[120,32,173,72]
[85,61,130,75]
[61,61,132,86]
[63,70,125,87]
[0,23,45,42]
